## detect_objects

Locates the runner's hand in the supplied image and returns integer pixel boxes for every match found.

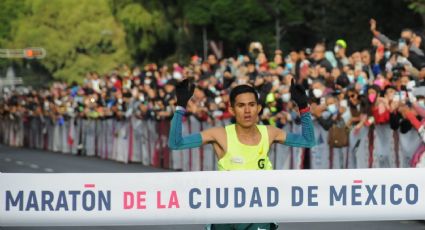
[176,79,195,108]
[290,78,308,110]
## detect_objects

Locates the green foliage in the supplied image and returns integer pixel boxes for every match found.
[211,0,270,43]
[113,0,172,62]
[7,0,130,83]
[409,0,425,14]
[0,0,423,83]
[180,0,305,55]
[0,0,28,72]
[183,0,212,25]
[0,0,27,46]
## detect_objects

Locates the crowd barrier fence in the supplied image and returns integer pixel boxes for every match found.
[1,115,425,170]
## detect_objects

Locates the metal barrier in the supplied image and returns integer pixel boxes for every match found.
[1,115,424,170]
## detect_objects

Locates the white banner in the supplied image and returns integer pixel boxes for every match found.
[1,169,425,226]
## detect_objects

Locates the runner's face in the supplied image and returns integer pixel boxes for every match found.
[230,93,261,128]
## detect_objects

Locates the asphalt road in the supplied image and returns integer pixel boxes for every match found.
[0,144,424,230]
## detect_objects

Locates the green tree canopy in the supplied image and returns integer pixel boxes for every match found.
[7,0,130,83]
[1,0,424,84]
[113,1,172,62]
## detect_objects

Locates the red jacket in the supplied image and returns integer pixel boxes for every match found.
[371,106,390,124]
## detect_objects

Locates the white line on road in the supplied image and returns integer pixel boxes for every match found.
[29,164,39,169]
[44,168,54,172]
[15,160,24,165]
[4,158,11,162]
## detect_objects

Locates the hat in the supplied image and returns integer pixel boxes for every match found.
[336,39,347,49]
[266,92,275,103]
[191,55,200,63]
[268,62,278,69]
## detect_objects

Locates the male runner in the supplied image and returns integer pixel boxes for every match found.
[168,79,315,230]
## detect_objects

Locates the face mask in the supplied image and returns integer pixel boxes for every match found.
[373,79,384,89]
[286,63,293,70]
[281,93,291,102]
[334,46,340,54]
[393,94,401,102]
[313,88,323,98]
[419,100,425,108]
[347,74,354,83]
[307,78,313,85]
[214,97,222,104]
[384,51,391,59]
[357,75,366,85]
[407,81,416,90]
[209,86,217,94]
[327,104,338,114]
[368,93,377,103]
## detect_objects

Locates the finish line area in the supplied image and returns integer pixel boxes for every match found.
[0,169,424,226]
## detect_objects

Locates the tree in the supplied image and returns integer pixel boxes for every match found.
[300,0,423,52]
[0,0,27,46]
[257,0,303,50]
[409,0,425,26]
[180,0,304,56]
[112,0,172,63]
[0,0,28,73]
[7,0,130,83]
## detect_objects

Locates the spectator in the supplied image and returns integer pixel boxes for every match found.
[312,43,333,73]
[334,39,349,68]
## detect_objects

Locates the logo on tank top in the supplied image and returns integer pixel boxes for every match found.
[230,156,244,164]
[258,159,265,169]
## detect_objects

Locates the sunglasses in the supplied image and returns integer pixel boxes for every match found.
[348,94,357,98]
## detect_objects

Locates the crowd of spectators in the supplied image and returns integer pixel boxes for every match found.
[3,19,425,142]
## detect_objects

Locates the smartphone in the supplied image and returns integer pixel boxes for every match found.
[398,38,406,51]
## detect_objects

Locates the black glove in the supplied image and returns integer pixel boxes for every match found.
[176,78,195,107]
[290,78,308,109]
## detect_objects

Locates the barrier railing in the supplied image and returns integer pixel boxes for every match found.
[1,115,424,169]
